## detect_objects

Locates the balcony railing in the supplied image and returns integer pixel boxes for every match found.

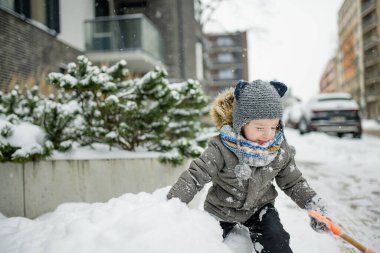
[363,36,380,50]
[84,14,165,63]
[362,14,377,33]
[361,0,376,16]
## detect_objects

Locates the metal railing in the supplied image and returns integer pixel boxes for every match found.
[84,14,165,63]
[361,0,376,16]
[362,14,377,32]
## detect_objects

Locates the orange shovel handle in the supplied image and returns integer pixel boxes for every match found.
[307,210,375,253]
[308,210,342,235]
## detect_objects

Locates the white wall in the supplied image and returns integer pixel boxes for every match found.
[58,0,94,51]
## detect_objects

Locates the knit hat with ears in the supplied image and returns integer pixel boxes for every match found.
[232,79,288,134]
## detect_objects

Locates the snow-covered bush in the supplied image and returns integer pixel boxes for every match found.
[0,118,52,162]
[0,55,209,164]
[0,85,41,124]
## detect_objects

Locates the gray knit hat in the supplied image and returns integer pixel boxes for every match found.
[232,79,287,133]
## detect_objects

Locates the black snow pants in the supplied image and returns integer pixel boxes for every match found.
[220,203,293,253]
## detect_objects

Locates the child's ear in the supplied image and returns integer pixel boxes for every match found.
[234,80,249,100]
[270,81,287,97]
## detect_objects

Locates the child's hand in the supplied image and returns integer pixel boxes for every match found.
[309,216,329,233]
[305,196,329,233]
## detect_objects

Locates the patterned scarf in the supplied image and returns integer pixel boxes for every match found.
[220,125,284,180]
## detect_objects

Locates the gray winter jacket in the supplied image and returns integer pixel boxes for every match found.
[167,135,317,223]
[167,88,317,223]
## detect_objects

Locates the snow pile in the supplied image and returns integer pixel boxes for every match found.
[0,188,232,253]
[1,128,379,252]
[50,143,162,160]
[362,119,380,130]
[0,119,46,150]
[0,118,51,161]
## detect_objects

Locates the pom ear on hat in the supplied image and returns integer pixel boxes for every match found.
[270,81,287,97]
[234,80,249,101]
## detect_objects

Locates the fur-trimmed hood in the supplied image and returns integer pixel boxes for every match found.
[210,88,234,130]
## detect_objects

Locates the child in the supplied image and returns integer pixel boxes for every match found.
[167,80,328,253]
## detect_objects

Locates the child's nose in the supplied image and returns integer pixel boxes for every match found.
[262,129,275,138]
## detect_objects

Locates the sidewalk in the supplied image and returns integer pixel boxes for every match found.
[362,119,380,137]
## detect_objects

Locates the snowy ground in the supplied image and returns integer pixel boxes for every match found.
[0,127,379,253]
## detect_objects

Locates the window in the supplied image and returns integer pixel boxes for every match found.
[217,53,234,63]
[115,1,148,15]
[0,0,15,10]
[12,0,60,33]
[218,69,234,79]
[216,37,234,46]
[95,0,109,17]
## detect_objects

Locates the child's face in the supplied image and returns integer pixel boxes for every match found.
[242,119,280,144]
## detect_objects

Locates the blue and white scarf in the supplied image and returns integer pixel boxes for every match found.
[220,125,284,180]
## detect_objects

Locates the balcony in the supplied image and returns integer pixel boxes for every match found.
[362,14,377,34]
[84,14,166,73]
[365,70,380,84]
[361,0,376,17]
[363,36,380,50]
[364,51,380,67]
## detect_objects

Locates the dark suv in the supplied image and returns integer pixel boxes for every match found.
[299,93,362,138]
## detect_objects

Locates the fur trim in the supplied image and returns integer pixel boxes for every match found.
[210,88,234,130]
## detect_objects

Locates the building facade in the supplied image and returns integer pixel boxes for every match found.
[361,0,380,118]
[320,56,339,93]
[336,0,380,119]
[0,0,203,92]
[0,6,81,92]
[337,0,365,110]
[83,0,203,80]
[204,31,249,97]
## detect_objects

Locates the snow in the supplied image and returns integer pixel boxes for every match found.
[362,119,380,130]
[0,118,47,156]
[311,99,359,111]
[1,128,379,253]
[61,101,80,115]
[61,74,78,87]
[105,95,119,104]
[50,143,162,160]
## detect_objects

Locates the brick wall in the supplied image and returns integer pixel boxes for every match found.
[0,8,82,92]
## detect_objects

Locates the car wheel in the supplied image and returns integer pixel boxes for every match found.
[353,133,361,139]
[299,118,308,135]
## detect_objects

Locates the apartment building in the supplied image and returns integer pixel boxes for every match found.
[361,0,380,118]
[335,0,380,119]
[82,0,203,80]
[204,31,249,97]
[337,0,365,109]
[320,57,339,93]
[0,0,203,91]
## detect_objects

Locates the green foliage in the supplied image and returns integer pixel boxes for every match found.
[0,143,19,162]
[0,121,53,163]
[1,55,210,164]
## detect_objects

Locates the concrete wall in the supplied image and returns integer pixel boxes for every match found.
[0,158,191,219]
